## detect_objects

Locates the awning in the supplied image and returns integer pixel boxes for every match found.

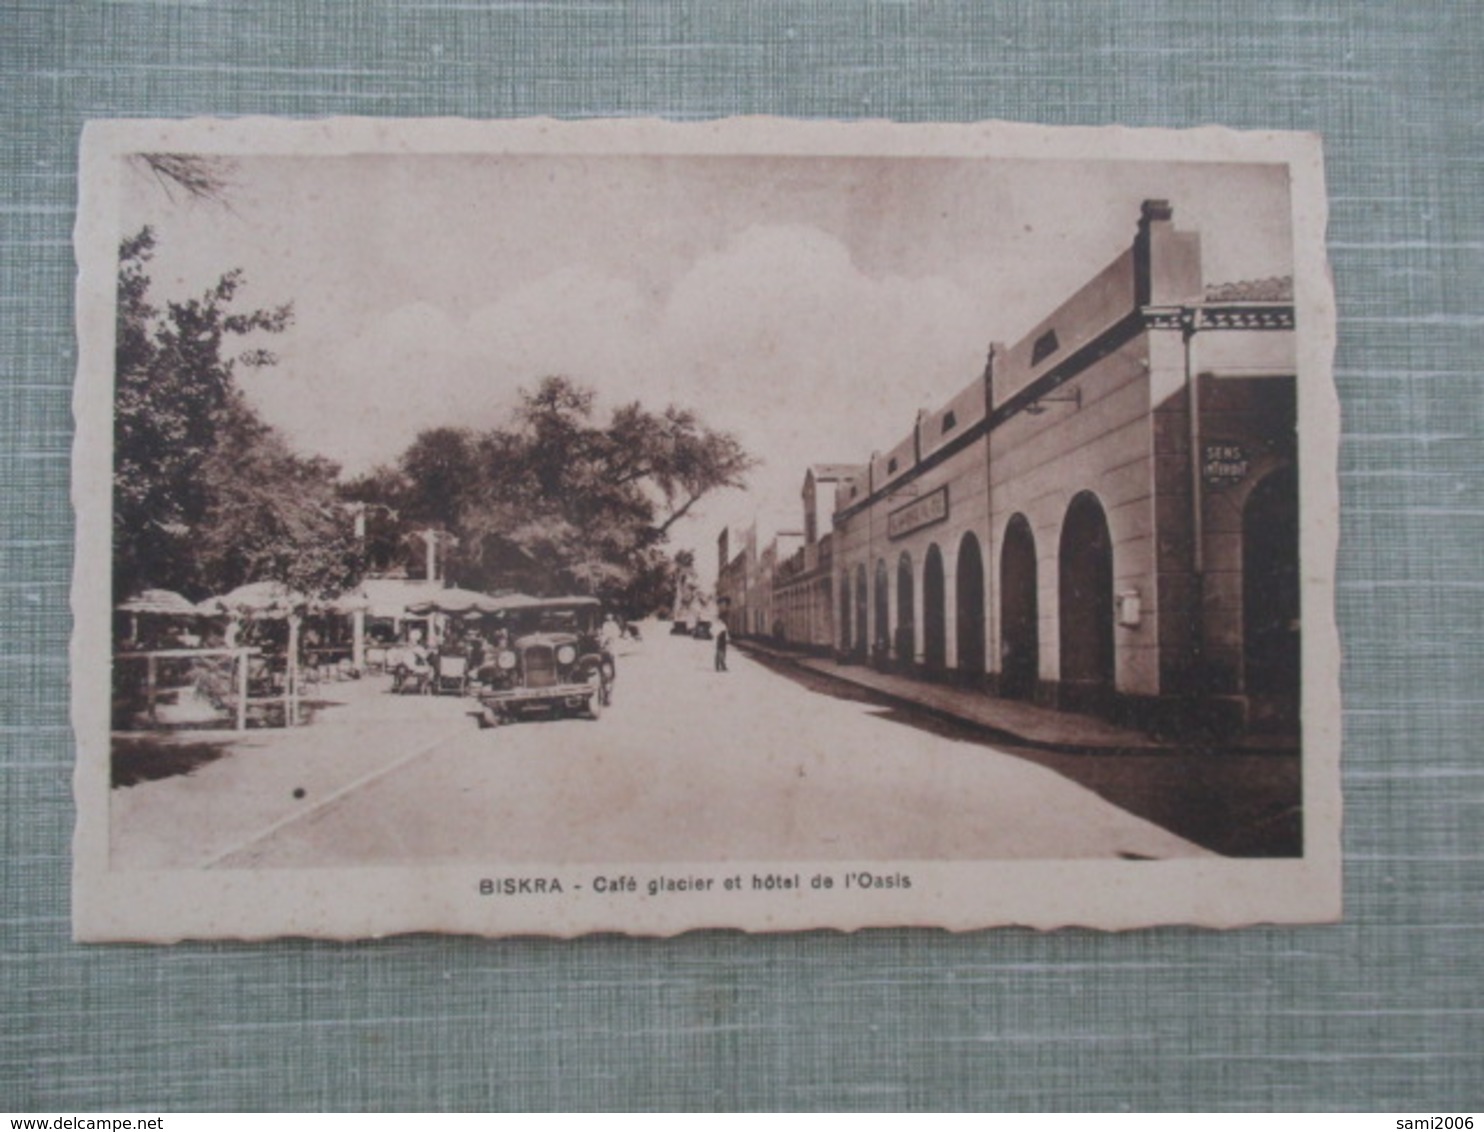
[354,578,448,619]
[404,587,506,616]
[485,594,600,614]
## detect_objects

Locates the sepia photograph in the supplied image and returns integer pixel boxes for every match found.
[71,117,1339,939]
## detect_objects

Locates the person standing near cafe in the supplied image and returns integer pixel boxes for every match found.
[714,615,729,672]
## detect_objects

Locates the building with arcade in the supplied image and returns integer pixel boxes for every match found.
[720,200,1300,737]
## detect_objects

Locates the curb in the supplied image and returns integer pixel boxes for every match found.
[736,639,1195,757]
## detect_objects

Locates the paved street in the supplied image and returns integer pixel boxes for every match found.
[741,644,1303,858]
[111,629,1209,869]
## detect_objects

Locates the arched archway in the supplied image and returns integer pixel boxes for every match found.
[820,577,832,651]
[854,563,868,661]
[839,571,852,654]
[873,559,890,664]
[1000,514,1039,700]
[923,543,946,673]
[1243,465,1300,731]
[895,552,915,665]
[956,533,986,681]
[1058,492,1115,712]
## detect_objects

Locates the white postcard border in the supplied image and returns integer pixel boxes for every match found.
[72,117,1340,941]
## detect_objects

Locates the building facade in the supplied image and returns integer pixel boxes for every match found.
[723,201,1299,737]
[717,521,805,641]
[767,466,859,653]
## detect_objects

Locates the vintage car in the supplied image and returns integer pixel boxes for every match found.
[475,595,614,725]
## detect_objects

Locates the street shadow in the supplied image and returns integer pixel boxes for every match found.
[112,735,235,788]
[745,647,1303,858]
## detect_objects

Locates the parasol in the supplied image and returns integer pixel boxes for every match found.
[195,581,312,619]
[116,589,200,617]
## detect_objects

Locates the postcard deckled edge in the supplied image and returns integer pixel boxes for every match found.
[71,117,1340,941]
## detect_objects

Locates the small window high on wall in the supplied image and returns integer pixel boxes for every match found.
[1031,328,1060,366]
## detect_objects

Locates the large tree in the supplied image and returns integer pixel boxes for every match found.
[113,228,354,602]
[194,409,361,600]
[370,376,755,612]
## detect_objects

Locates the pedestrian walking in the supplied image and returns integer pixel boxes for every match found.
[714,616,729,672]
[600,614,622,653]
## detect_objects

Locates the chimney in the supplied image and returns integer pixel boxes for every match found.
[1133,199,1172,307]
[1133,199,1202,307]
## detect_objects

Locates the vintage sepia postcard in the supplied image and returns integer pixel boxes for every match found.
[72,117,1340,940]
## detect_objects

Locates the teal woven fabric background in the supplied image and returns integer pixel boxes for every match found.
[3,1,1481,1112]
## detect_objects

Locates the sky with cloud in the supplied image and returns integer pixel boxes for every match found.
[119,150,1293,563]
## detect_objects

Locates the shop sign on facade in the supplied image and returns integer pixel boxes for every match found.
[1203,442,1251,487]
[887,485,949,539]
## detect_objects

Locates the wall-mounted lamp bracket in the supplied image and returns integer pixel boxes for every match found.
[1025,385,1082,416]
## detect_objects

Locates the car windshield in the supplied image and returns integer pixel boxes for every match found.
[521,611,578,634]
[496,606,598,636]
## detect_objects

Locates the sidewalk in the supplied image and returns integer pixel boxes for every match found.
[735,639,1304,857]
[738,638,1292,757]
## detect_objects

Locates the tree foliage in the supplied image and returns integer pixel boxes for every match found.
[358,376,755,613]
[113,228,353,602]
[195,414,361,601]
[130,153,236,205]
[112,226,753,615]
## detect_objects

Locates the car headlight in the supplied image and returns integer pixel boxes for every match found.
[555,644,576,665]
[497,650,517,670]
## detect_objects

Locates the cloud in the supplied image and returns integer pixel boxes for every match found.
[463,267,656,388]
[651,224,990,543]
[251,270,656,474]
[245,221,993,552]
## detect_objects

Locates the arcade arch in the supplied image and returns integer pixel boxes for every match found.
[956,532,986,680]
[999,514,1039,700]
[895,552,915,664]
[923,543,947,673]
[1058,491,1115,711]
[839,570,852,654]
[874,559,890,661]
